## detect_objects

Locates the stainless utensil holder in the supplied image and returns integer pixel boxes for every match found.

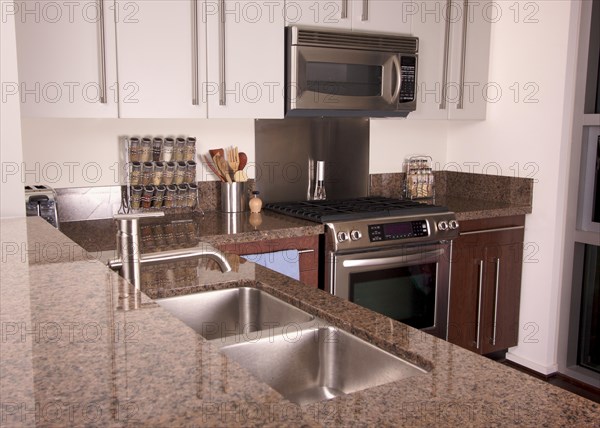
[221,182,248,213]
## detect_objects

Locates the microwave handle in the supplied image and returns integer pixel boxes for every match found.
[390,55,402,104]
[342,249,445,268]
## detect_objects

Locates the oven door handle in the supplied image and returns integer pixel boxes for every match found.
[342,249,445,268]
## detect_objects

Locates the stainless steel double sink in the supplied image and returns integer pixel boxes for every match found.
[156,287,427,405]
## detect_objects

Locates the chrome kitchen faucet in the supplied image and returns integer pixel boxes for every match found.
[108,212,231,294]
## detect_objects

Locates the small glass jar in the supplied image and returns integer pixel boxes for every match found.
[174,161,186,185]
[187,183,198,208]
[130,185,143,210]
[163,162,176,185]
[142,185,154,209]
[140,137,152,162]
[153,185,166,208]
[184,160,196,183]
[176,184,188,208]
[152,162,165,186]
[128,137,141,162]
[164,185,177,208]
[174,137,186,162]
[161,137,175,162]
[152,137,163,162]
[130,161,142,186]
[184,137,196,161]
[142,162,154,186]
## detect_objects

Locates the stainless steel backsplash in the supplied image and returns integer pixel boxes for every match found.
[254,118,370,203]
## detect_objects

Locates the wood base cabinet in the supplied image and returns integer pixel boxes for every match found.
[448,216,525,354]
[218,235,319,288]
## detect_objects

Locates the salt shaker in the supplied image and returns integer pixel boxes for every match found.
[249,190,262,213]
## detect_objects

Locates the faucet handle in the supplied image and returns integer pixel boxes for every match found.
[113,212,165,221]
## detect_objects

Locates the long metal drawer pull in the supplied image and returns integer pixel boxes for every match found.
[341,0,348,19]
[343,249,444,268]
[98,0,107,104]
[460,225,525,236]
[297,249,315,254]
[192,0,199,105]
[361,0,368,21]
[440,0,452,110]
[476,259,483,350]
[492,257,500,346]
[457,0,469,109]
[219,0,226,106]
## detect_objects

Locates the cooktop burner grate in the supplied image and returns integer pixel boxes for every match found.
[265,196,450,223]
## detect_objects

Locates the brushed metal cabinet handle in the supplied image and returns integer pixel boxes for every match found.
[192,0,199,105]
[440,0,452,110]
[219,0,226,106]
[98,0,107,104]
[457,0,469,109]
[476,259,483,350]
[361,0,368,21]
[492,257,500,346]
[298,249,315,254]
[341,0,348,19]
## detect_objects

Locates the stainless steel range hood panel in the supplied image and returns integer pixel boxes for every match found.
[254,118,369,203]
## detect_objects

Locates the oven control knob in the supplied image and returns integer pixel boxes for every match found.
[337,231,349,243]
[449,220,459,230]
[438,220,449,231]
[350,230,362,241]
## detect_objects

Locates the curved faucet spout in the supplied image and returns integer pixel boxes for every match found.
[107,212,232,295]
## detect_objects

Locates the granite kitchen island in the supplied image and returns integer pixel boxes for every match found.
[1,217,597,427]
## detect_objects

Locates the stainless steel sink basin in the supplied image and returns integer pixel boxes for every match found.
[155,287,314,340]
[220,326,427,405]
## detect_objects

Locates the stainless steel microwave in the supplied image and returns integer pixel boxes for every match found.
[286,26,418,118]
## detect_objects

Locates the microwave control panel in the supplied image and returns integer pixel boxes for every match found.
[399,56,416,103]
[368,220,428,242]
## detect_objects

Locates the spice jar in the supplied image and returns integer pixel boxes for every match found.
[184,137,196,161]
[162,137,174,162]
[130,162,142,186]
[129,137,141,162]
[174,137,186,162]
[152,137,163,162]
[152,162,165,186]
[163,162,176,185]
[140,137,152,162]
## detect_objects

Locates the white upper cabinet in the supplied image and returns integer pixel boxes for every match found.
[116,0,207,118]
[14,0,118,117]
[410,0,491,120]
[350,0,412,35]
[205,1,284,118]
[285,0,412,35]
[285,0,352,29]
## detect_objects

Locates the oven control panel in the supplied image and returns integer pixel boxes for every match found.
[368,220,428,242]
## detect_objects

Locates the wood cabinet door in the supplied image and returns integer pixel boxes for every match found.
[448,233,484,352]
[116,0,208,118]
[480,230,524,354]
[14,0,118,117]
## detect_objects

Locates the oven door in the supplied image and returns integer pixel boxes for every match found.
[330,242,451,339]
[288,45,415,114]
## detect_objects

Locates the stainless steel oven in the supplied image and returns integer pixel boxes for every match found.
[265,197,459,340]
[329,241,451,339]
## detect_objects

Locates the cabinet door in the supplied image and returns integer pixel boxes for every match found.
[14,0,118,117]
[205,0,284,118]
[448,234,484,352]
[350,0,412,34]
[480,231,523,354]
[284,0,352,29]
[116,0,207,118]
[446,0,491,120]
[409,0,491,120]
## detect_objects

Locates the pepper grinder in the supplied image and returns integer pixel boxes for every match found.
[313,161,326,200]
[249,190,263,213]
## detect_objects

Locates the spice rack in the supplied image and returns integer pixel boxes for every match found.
[404,155,435,200]
[119,136,201,214]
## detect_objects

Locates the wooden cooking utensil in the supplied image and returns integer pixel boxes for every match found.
[214,154,232,183]
[233,170,248,182]
[238,152,248,170]
[209,148,224,159]
[203,154,224,181]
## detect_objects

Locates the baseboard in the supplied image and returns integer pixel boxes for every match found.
[505,352,559,376]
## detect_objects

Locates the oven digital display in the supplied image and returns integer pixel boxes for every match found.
[368,220,428,241]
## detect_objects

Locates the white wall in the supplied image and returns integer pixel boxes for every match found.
[1,9,26,217]
[20,118,255,187]
[446,0,579,374]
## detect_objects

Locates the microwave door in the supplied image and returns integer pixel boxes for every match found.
[290,46,401,111]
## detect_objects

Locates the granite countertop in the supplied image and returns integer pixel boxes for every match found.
[1,217,597,427]
[437,196,532,221]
